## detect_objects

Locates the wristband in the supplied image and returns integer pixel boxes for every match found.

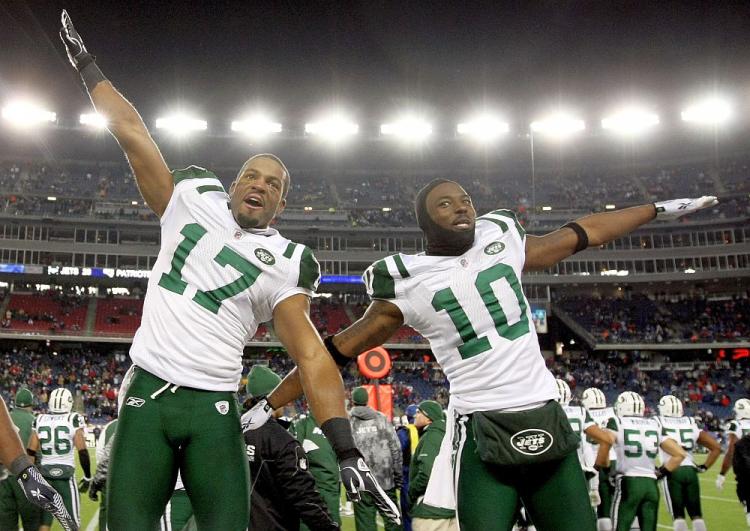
[9,455,33,476]
[562,222,589,253]
[80,59,107,92]
[320,417,359,460]
[324,336,352,368]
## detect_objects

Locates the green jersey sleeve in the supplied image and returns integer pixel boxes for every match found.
[606,417,619,432]
[477,209,526,241]
[363,255,415,322]
[71,413,85,430]
[297,246,321,292]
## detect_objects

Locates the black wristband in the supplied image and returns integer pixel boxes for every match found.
[320,417,360,461]
[79,58,107,92]
[9,455,32,476]
[26,449,36,458]
[78,447,91,478]
[324,336,352,368]
[562,222,589,253]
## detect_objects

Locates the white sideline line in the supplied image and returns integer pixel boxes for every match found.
[86,508,100,531]
[702,494,740,503]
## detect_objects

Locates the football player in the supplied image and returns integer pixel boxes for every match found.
[250,178,716,530]
[655,395,720,531]
[582,387,618,531]
[59,10,397,530]
[27,388,90,531]
[716,398,750,524]
[598,392,686,531]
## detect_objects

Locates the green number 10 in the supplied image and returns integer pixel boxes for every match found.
[158,223,263,314]
[431,263,530,360]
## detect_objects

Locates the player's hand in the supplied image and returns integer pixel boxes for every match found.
[78,476,91,493]
[696,464,708,474]
[17,466,78,530]
[716,473,726,490]
[339,454,401,525]
[654,196,718,221]
[654,465,670,481]
[88,477,105,501]
[241,398,273,432]
[59,10,91,70]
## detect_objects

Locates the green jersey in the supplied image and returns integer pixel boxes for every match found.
[10,409,35,448]
[290,414,339,492]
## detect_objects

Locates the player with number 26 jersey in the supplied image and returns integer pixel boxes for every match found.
[131,166,319,391]
[365,209,556,412]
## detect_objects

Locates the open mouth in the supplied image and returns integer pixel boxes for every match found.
[243,194,264,209]
[453,218,472,229]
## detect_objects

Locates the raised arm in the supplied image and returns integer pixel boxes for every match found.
[265,299,404,409]
[524,196,718,271]
[60,10,173,217]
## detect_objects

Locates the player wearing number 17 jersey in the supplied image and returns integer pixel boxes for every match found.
[59,10,399,530]
[259,179,716,530]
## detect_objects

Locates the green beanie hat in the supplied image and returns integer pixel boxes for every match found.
[351,386,369,406]
[418,400,443,422]
[15,388,33,408]
[246,365,281,398]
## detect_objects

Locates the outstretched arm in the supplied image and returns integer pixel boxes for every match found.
[266,300,404,409]
[524,196,718,271]
[60,10,173,217]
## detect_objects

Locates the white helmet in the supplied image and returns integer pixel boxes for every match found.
[658,395,683,418]
[582,388,607,410]
[555,379,572,405]
[735,399,750,420]
[48,388,73,414]
[615,391,645,417]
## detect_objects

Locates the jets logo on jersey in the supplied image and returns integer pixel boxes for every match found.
[215,401,229,415]
[254,248,275,265]
[49,467,63,477]
[126,397,145,408]
[512,429,553,455]
[484,241,505,255]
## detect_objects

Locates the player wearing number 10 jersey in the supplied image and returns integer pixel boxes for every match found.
[261,179,717,530]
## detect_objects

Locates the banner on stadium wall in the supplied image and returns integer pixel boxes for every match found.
[361,383,393,421]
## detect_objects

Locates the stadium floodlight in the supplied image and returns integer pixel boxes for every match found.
[681,97,732,125]
[457,115,509,143]
[601,107,659,136]
[155,114,207,136]
[1,101,56,128]
[530,113,585,139]
[231,114,282,138]
[305,114,359,142]
[79,112,108,129]
[605,204,616,210]
[380,116,432,142]
[541,206,552,211]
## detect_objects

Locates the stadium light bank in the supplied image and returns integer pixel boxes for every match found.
[380,115,433,143]
[305,114,359,143]
[530,112,585,140]
[79,112,108,129]
[457,114,510,143]
[231,114,282,139]
[681,97,733,126]
[601,107,659,136]
[155,113,208,136]
[1,101,56,128]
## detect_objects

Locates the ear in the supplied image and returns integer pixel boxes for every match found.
[229,180,238,194]
[274,198,287,218]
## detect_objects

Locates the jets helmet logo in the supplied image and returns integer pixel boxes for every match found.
[254,248,275,265]
[215,400,229,415]
[510,429,554,456]
[484,241,505,255]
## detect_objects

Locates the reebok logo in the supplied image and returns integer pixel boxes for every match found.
[126,397,145,408]
[215,400,229,415]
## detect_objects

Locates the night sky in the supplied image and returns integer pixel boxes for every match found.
[2,1,750,134]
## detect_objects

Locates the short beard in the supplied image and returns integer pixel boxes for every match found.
[236,213,262,229]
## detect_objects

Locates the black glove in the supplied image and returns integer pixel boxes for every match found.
[59,10,93,70]
[17,466,78,531]
[697,464,708,474]
[339,454,401,525]
[89,477,105,502]
[78,476,91,494]
[655,465,671,481]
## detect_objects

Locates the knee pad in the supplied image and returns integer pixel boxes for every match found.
[672,518,688,531]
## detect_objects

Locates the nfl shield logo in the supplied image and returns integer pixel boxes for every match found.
[234,230,243,240]
[215,400,230,415]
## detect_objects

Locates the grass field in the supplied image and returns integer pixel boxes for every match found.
[40,451,746,530]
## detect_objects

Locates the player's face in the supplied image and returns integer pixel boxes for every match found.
[425,181,476,234]
[414,410,431,428]
[230,157,287,229]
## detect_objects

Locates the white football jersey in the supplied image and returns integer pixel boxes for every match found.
[364,209,556,413]
[563,405,596,469]
[588,407,617,462]
[656,416,701,468]
[130,167,320,391]
[728,419,750,440]
[34,413,85,468]
[608,416,676,478]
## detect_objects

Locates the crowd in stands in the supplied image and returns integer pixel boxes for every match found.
[558,292,750,343]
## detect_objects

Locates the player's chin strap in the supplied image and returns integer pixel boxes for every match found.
[150,382,180,400]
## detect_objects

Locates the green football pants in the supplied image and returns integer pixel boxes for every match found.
[353,488,401,531]
[301,486,341,530]
[597,464,615,519]
[661,466,702,520]
[99,485,108,531]
[161,489,194,531]
[107,368,249,531]
[0,476,43,531]
[40,476,79,527]
[453,414,596,531]
[611,476,659,531]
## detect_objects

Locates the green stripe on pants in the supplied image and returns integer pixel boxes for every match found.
[454,413,596,531]
[108,368,249,530]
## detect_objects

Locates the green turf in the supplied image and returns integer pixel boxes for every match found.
[42,450,745,530]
